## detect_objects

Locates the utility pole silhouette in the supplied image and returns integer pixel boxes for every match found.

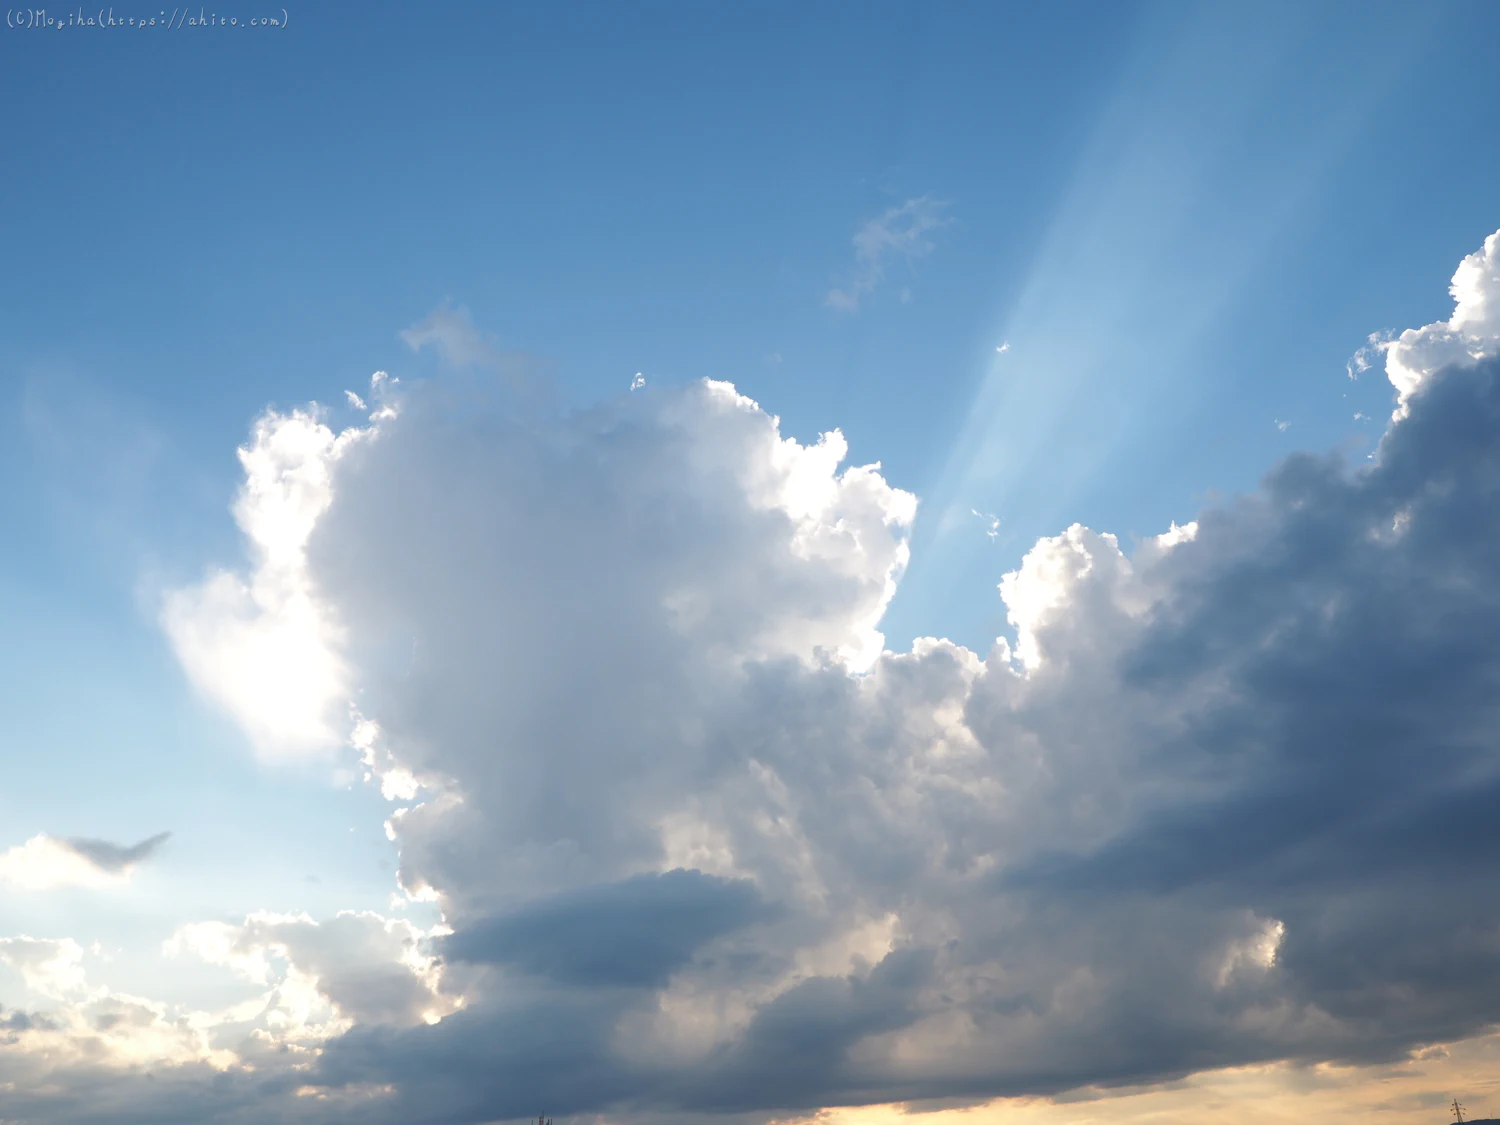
[1452,1098,1466,1123]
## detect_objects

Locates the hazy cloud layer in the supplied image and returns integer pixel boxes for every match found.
[7,232,1500,1124]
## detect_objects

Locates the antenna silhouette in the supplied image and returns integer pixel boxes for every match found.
[1452,1098,1466,1123]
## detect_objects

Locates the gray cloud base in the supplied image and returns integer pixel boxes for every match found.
[443,869,774,988]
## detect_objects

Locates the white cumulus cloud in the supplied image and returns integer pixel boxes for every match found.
[160,375,396,759]
[1381,229,1500,413]
[84,228,1500,1125]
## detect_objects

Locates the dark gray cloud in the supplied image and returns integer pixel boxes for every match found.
[997,358,1500,1058]
[62,832,171,874]
[444,869,772,987]
[0,1007,48,1033]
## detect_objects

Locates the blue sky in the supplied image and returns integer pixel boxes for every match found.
[4,3,1500,1123]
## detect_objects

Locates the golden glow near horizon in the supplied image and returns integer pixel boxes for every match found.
[779,1030,1500,1125]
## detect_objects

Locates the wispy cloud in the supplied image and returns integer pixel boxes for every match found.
[399,303,557,408]
[0,831,170,891]
[826,196,947,312]
[63,832,171,874]
[398,303,502,369]
[1346,330,1393,380]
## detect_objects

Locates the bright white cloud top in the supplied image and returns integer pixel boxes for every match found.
[1382,229,1500,414]
[4,231,1500,1125]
